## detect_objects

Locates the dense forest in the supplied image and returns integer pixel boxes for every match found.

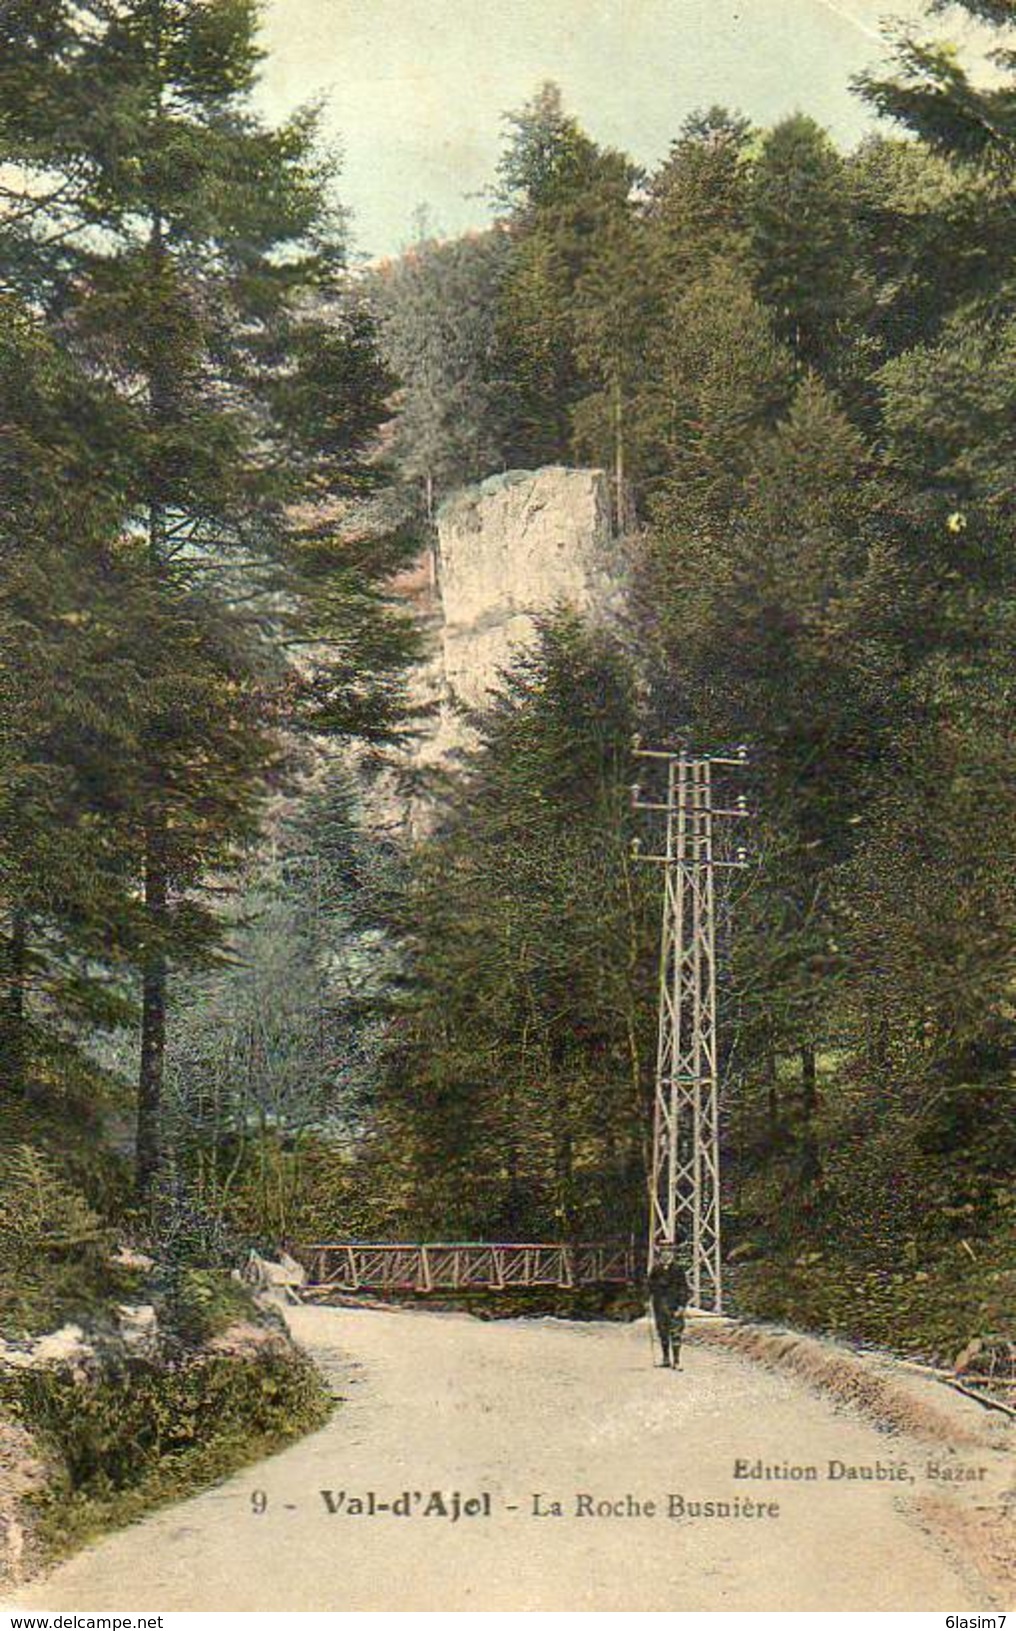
[1,0,1014,1396]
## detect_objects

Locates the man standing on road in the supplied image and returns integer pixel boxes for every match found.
[647,1246,690,1369]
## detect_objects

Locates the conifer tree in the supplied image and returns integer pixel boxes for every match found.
[857,0,1016,173]
[852,5,1016,344]
[376,617,655,1239]
[0,0,411,1190]
[848,0,1016,1083]
[845,134,982,358]
[641,295,907,1130]
[641,265,796,537]
[493,82,603,218]
[646,107,754,281]
[494,83,638,468]
[571,208,658,525]
[0,298,143,1096]
[749,114,869,379]
[372,230,510,511]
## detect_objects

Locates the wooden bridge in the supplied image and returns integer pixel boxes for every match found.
[293,1241,636,1298]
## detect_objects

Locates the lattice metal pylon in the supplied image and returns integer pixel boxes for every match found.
[633,745,749,1312]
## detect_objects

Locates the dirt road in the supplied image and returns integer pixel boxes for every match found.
[9,1306,999,1610]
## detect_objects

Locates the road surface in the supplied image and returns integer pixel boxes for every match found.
[8,1305,993,1610]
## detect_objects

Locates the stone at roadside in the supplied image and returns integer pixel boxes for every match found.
[243,1251,307,1303]
[954,1338,984,1374]
[0,1421,46,1590]
[111,1245,156,1272]
[0,1325,92,1371]
[117,1304,159,1356]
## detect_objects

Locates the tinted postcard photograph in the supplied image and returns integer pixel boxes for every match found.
[0,0,1013,1614]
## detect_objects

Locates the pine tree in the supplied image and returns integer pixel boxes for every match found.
[0,0,412,1190]
[857,1,1016,173]
[493,82,603,218]
[375,616,655,1239]
[641,311,909,1142]
[0,297,144,1097]
[846,135,980,358]
[372,230,510,511]
[570,207,659,525]
[493,83,638,468]
[838,329,1016,1082]
[749,114,870,379]
[849,0,1016,1082]
[646,107,754,281]
[639,265,796,542]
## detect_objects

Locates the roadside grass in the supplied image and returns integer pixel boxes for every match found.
[2,1343,331,1564]
[0,1256,145,1345]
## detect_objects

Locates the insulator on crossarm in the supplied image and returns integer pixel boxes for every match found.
[737,744,749,764]
[631,836,642,857]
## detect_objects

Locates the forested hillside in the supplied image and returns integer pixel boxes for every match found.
[365,10,1016,1358]
[0,0,1013,1440]
[0,0,416,1556]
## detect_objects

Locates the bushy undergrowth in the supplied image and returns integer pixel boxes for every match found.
[154,1266,264,1348]
[725,1074,1016,1364]
[0,1099,131,1224]
[1,1346,330,1560]
[343,1284,644,1322]
[184,1129,390,1249]
[0,1138,134,1342]
[730,1242,1015,1363]
[0,1115,331,1565]
[0,1257,145,1345]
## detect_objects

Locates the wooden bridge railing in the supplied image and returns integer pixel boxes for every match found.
[292,1241,636,1297]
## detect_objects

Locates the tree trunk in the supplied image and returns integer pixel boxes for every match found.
[138,168,170,1195]
[612,378,625,536]
[136,826,167,1196]
[553,1083,574,1235]
[502,1069,522,1233]
[800,1044,818,1116]
[1,910,28,1093]
[866,1012,890,1075]
[764,1048,778,1130]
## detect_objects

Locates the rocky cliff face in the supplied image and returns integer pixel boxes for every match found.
[438,465,621,706]
[374,466,625,838]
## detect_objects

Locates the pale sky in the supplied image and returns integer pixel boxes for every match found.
[254,0,993,260]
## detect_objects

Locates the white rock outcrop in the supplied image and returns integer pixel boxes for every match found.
[438,466,621,707]
[117,1303,159,1356]
[0,1324,92,1370]
[376,467,624,836]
